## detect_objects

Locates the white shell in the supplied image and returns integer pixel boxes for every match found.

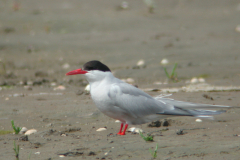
[128,127,143,133]
[137,59,145,66]
[126,78,134,83]
[19,127,28,134]
[160,58,169,65]
[198,78,205,83]
[195,119,202,122]
[59,155,65,158]
[190,77,198,84]
[25,129,37,135]
[96,128,107,132]
[115,120,121,123]
[121,1,129,9]
[85,84,90,92]
[53,85,66,91]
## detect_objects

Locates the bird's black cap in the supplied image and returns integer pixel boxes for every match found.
[83,60,111,72]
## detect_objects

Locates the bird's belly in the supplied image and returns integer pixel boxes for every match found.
[92,97,129,123]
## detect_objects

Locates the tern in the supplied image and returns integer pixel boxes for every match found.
[66,60,229,135]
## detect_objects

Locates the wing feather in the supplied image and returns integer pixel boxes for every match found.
[108,83,166,118]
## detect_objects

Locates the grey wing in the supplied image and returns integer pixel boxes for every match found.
[154,96,230,117]
[155,96,230,109]
[108,83,170,118]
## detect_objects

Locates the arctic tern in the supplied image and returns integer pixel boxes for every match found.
[66,60,229,135]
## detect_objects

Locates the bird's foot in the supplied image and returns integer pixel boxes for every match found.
[117,132,125,135]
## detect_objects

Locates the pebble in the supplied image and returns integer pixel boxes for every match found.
[198,78,205,83]
[137,59,145,66]
[5,97,9,100]
[85,84,90,92]
[195,119,202,122]
[128,127,143,133]
[59,155,65,158]
[96,128,107,132]
[121,1,129,9]
[34,152,40,155]
[19,127,28,134]
[188,77,205,84]
[25,129,37,135]
[160,58,169,65]
[162,119,170,126]
[126,78,134,83]
[148,120,161,127]
[190,77,198,83]
[53,85,66,91]
[115,120,121,123]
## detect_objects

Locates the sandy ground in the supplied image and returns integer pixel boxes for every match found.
[1,0,240,159]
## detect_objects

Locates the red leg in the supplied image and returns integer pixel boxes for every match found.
[117,123,124,135]
[118,124,128,135]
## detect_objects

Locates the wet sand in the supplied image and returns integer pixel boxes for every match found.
[1,0,240,159]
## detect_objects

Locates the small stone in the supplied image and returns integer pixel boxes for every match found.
[190,77,198,83]
[53,85,66,91]
[88,151,96,156]
[19,135,28,141]
[126,78,134,83]
[5,97,9,101]
[59,155,65,158]
[160,58,169,65]
[19,127,28,134]
[128,127,143,133]
[198,78,205,83]
[162,119,170,126]
[176,129,185,135]
[120,1,129,9]
[195,119,202,122]
[34,152,40,155]
[148,120,161,127]
[137,59,145,66]
[115,120,121,123]
[25,129,37,135]
[84,84,90,93]
[96,128,107,132]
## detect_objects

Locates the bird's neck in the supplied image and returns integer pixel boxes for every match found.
[87,72,115,89]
